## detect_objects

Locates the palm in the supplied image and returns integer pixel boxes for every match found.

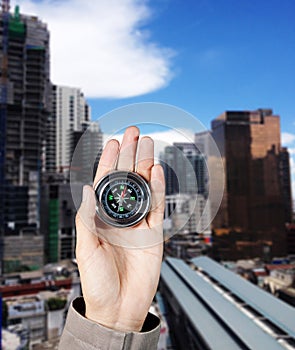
[75,127,165,332]
[79,234,162,325]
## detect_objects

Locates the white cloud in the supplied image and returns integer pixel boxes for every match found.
[288,148,295,155]
[146,129,195,157]
[282,132,295,145]
[13,0,174,98]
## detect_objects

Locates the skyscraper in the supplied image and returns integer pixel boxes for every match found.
[161,142,211,257]
[43,83,101,263]
[71,121,103,183]
[279,147,293,224]
[211,109,292,259]
[161,142,207,196]
[0,5,50,272]
[47,85,90,175]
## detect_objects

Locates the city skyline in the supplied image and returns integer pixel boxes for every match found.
[1,4,295,348]
[11,0,295,197]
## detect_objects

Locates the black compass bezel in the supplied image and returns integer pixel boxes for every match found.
[94,170,151,228]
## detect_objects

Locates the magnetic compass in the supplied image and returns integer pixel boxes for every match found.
[94,171,151,227]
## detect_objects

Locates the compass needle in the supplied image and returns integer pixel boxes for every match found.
[94,171,151,228]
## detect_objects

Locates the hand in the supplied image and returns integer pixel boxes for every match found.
[75,126,165,332]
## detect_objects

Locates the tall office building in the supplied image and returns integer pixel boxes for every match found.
[161,142,211,257]
[46,85,90,175]
[279,147,293,224]
[164,194,211,235]
[41,119,103,263]
[0,5,50,272]
[71,121,103,183]
[41,182,77,263]
[42,121,103,264]
[160,146,178,195]
[161,142,207,196]
[211,109,292,259]
[44,83,101,263]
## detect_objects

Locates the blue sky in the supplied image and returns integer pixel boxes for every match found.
[87,0,295,133]
[16,0,295,132]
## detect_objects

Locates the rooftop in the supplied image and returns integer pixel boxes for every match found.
[161,256,295,349]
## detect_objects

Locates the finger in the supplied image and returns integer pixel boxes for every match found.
[76,185,100,253]
[116,126,139,171]
[93,139,119,187]
[147,164,165,228]
[136,137,154,182]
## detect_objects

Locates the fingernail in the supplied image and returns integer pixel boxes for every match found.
[82,186,89,202]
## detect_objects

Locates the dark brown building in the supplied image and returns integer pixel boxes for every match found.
[286,223,295,255]
[211,109,292,259]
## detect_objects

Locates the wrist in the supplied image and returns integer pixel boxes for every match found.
[85,306,146,332]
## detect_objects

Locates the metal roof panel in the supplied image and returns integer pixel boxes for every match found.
[166,257,285,350]
[191,256,295,338]
[161,261,242,350]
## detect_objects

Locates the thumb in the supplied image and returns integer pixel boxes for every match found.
[76,185,99,252]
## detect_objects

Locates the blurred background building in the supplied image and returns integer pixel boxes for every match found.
[211,109,292,260]
[0,5,50,273]
[161,141,212,259]
[42,85,102,265]
[0,2,103,273]
[71,120,103,184]
[48,85,91,176]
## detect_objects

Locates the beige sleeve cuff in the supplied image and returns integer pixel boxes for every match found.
[59,297,161,350]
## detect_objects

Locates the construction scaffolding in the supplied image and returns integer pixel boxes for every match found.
[0,0,10,274]
[0,4,51,272]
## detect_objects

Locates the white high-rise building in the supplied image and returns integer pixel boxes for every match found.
[164,194,211,236]
[53,85,91,173]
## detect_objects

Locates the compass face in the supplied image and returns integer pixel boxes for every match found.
[95,171,151,227]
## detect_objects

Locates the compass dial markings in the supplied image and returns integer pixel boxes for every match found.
[95,171,151,227]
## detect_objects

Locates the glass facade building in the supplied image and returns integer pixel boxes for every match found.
[211,109,292,259]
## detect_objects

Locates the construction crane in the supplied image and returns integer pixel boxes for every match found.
[0,0,10,274]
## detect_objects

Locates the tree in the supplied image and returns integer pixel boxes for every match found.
[47,297,67,311]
